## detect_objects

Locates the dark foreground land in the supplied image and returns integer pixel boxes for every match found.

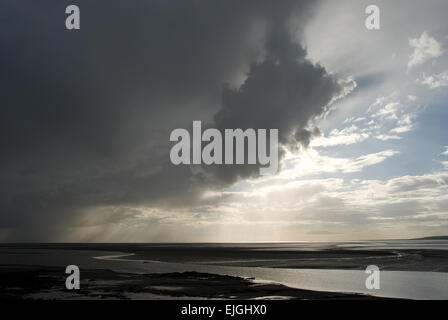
[0,265,392,300]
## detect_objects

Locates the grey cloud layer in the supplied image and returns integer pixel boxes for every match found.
[0,0,350,240]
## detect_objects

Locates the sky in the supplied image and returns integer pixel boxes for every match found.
[1,0,447,242]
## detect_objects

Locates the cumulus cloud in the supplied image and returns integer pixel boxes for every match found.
[311,125,368,147]
[211,24,355,181]
[390,125,414,134]
[271,149,399,180]
[376,134,402,141]
[418,70,448,88]
[372,102,402,120]
[442,147,448,156]
[385,173,448,193]
[366,97,418,140]
[408,31,443,69]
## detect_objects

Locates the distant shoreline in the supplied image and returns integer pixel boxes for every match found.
[410,236,448,240]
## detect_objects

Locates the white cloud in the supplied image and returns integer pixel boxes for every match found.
[372,102,402,120]
[390,124,413,134]
[418,70,448,88]
[442,146,448,156]
[376,134,402,141]
[188,170,448,241]
[277,149,399,179]
[310,125,369,147]
[408,31,443,69]
[344,117,366,124]
[398,113,415,126]
[386,173,448,193]
[366,97,417,138]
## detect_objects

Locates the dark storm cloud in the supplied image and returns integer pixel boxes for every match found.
[207,27,346,182]
[0,0,350,240]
